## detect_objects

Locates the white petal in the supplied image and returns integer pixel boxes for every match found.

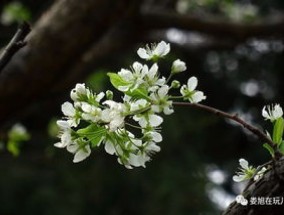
[54,142,65,148]
[180,85,187,96]
[138,117,148,128]
[232,175,246,182]
[96,92,105,102]
[73,145,91,163]
[262,106,269,119]
[61,131,72,147]
[149,114,163,127]
[273,104,283,118]
[129,153,149,168]
[133,62,143,73]
[137,48,149,59]
[151,131,162,142]
[163,105,174,115]
[158,85,169,98]
[156,77,166,86]
[239,158,249,169]
[81,102,92,113]
[154,41,170,56]
[146,142,161,152]
[104,140,116,155]
[56,120,70,129]
[118,69,133,81]
[187,77,198,91]
[67,144,78,153]
[62,102,75,117]
[148,63,158,79]
[191,91,206,103]
[75,83,87,94]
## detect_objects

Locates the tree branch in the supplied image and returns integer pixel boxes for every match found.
[173,102,275,149]
[0,22,30,73]
[0,0,138,126]
[140,11,284,40]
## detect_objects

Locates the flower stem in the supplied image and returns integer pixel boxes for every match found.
[173,101,276,150]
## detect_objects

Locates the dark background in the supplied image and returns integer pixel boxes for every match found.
[0,0,284,214]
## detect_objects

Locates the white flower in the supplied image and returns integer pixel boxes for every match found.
[81,102,102,122]
[150,85,174,115]
[144,131,163,143]
[96,92,105,102]
[233,158,256,182]
[128,152,150,168]
[54,120,73,148]
[145,141,161,153]
[262,104,283,122]
[70,83,91,101]
[62,102,75,117]
[61,102,80,127]
[171,59,186,74]
[144,63,166,92]
[137,41,170,61]
[117,62,147,92]
[133,112,163,128]
[67,143,91,163]
[254,167,267,181]
[129,99,149,112]
[180,76,206,103]
[101,100,125,131]
[104,139,116,155]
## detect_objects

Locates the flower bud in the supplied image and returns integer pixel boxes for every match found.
[171,59,186,74]
[106,90,113,100]
[171,80,180,88]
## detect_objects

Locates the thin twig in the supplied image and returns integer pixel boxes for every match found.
[0,22,31,72]
[173,102,275,148]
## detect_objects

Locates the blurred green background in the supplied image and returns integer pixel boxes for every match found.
[0,0,284,214]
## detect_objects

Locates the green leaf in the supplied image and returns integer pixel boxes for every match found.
[272,117,284,145]
[279,141,284,154]
[263,143,275,158]
[77,124,106,147]
[2,2,31,25]
[107,72,129,90]
[125,88,149,100]
[7,140,20,157]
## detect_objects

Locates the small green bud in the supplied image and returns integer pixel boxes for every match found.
[106,90,113,100]
[171,80,180,88]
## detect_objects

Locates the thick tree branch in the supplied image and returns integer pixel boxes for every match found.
[0,22,30,72]
[140,11,284,40]
[0,0,138,125]
[173,102,275,149]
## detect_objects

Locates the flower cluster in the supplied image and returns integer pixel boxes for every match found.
[233,158,267,182]
[55,41,206,168]
[262,104,283,122]
[261,104,284,157]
